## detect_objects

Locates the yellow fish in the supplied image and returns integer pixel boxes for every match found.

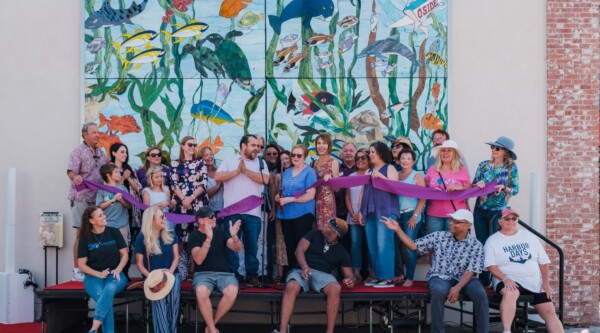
[426,51,447,67]
[111,30,158,54]
[120,48,165,70]
[162,21,209,44]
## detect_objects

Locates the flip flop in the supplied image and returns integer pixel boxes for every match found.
[393,276,405,284]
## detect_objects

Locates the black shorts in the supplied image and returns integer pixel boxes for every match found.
[496,282,552,305]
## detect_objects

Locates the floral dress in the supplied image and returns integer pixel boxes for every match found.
[313,157,336,230]
[170,159,209,239]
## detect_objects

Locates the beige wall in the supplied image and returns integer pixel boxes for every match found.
[0,0,547,286]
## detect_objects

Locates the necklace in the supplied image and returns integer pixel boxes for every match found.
[91,230,104,249]
[323,237,337,253]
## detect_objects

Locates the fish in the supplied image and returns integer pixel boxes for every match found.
[287,91,334,115]
[381,109,391,119]
[429,39,441,53]
[426,51,448,67]
[273,43,298,66]
[84,61,101,74]
[99,113,142,135]
[319,61,333,69]
[431,82,441,102]
[190,100,244,126]
[390,99,409,112]
[317,51,332,58]
[198,135,225,154]
[338,34,358,54]
[218,83,230,98]
[280,34,300,46]
[381,63,397,77]
[111,30,158,54]
[421,113,442,131]
[120,48,165,70]
[98,132,123,155]
[283,51,309,72]
[370,57,388,68]
[85,0,148,29]
[268,0,335,35]
[426,99,436,113]
[303,33,334,47]
[338,15,358,28]
[370,12,380,32]
[162,21,209,44]
[358,35,420,72]
[219,0,252,18]
[238,11,265,29]
[87,37,106,53]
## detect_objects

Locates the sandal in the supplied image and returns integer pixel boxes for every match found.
[393,276,405,284]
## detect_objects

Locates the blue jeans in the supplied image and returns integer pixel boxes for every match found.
[365,214,395,280]
[84,273,127,333]
[349,224,365,270]
[473,207,501,285]
[428,277,489,333]
[225,214,261,279]
[426,215,450,234]
[394,212,421,280]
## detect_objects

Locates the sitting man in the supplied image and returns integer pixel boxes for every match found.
[188,207,242,333]
[382,209,489,333]
[272,218,355,333]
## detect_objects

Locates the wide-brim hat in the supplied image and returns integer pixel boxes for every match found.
[432,140,463,159]
[144,270,175,301]
[486,136,517,160]
[447,209,474,224]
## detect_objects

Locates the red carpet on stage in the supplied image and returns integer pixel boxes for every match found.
[0,322,42,333]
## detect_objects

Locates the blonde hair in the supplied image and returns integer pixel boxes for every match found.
[435,148,463,173]
[147,166,169,195]
[141,206,174,255]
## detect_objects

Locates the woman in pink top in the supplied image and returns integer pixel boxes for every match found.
[424,140,471,234]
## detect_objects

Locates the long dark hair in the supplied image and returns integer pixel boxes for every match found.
[275,150,291,174]
[109,143,136,191]
[79,206,102,242]
[370,141,392,164]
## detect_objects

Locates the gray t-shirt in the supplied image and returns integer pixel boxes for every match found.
[96,184,129,228]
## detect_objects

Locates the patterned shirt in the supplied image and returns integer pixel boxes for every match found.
[415,231,484,281]
[67,143,106,202]
[472,161,519,211]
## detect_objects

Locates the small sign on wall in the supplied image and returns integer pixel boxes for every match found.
[39,212,63,248]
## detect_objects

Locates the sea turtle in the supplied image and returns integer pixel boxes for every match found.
[182,39,227,79]
[205,31,256,94]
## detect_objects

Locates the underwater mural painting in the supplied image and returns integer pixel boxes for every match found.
[83,0,447,170]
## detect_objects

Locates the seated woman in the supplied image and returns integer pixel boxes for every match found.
[135,206,181,333]
[484,208,564,333]
[77,206,128,333]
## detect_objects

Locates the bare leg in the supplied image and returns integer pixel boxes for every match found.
[73,229,80,267]
[90,319,101,331]
[535,302,564,333]
[500,288,519,331]
[213,285,238,325]
[195,286,217,333]
[279,281,301,333]
[322,282,341,333]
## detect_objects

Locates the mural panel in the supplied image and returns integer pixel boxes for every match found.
[83,0,447,169]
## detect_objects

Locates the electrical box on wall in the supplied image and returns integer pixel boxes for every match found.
[0,272,34,324]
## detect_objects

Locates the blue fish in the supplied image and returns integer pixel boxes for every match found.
[268,0,335,35]
[190,100,243,126]
[85,0,148,29]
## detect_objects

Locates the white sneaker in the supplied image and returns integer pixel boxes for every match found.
[72,268,85,282]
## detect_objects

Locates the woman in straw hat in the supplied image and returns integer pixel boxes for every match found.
[472,136,519,286]
[135,206,181,333]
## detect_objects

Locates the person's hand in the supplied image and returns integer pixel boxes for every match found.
[279,197,295,206]
[238,159,247,175]
[358,212,364,226]
[541,282,553,300]
[343,277,355,288]
[323,173,333,182]
[371,169,383,179]
[114,193,123,202]
[447,286,460,304]
[123,169,131,180]
[351,213,359,223]
[475,180,485,188]
[169,199,176,209]
[445,184,461,191]
[301,266,311,280]
[72,175,83,185]
[111,268,122,281]
[269,211,275,221]
[502,277,518,291]
[495,184,506,195]
[158,201,169,209]
[408,215,417,230]
[229,219,241,239]
[380,216,400,232]
[203,220,214,240]
[182,196,194,207]
[99,268,110,279]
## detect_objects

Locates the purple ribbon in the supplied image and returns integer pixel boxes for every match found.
[76,180,263,224]
[293,175,498,200]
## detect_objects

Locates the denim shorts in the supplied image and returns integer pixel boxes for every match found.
[286,268,337,293]
[192,272,238,293]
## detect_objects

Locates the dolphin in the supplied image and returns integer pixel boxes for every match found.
[268,0,335,35]
[358,35,421,72]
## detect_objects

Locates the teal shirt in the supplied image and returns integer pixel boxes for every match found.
[472,161,519,211]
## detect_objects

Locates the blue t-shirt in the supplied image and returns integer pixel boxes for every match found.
[134,232,180,273]
[96,184,130,228]
[276,166,317,220]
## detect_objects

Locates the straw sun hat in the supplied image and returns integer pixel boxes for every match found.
[144,269,175,301]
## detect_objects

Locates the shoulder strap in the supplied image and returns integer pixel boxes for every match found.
[437,171,457,211]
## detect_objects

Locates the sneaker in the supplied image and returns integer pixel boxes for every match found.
[72,268,84,282]
[89,330,97,333]
[363,278,379,287]
[373,280,394,288]
[269,330,280,333]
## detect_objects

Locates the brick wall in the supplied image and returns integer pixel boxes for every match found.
[546,0,600,325]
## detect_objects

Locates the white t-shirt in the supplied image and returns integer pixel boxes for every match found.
[346,172,363,225]
[217,154,269,217]
[484,229,551,292]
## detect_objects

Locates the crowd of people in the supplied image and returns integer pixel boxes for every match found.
[66,122,563,333]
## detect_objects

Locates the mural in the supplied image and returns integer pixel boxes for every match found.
[83,0,447,169]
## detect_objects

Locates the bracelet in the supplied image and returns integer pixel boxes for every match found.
[413,213,419,217]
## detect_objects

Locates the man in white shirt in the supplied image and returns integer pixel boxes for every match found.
[215,134,270,285]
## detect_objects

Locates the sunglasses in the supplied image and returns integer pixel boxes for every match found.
[355,155,368,161]
[158,214,166,220]
[502,217,518,221]
[450,219,470,225]
[290,153,303,158]
[490,145,503,151]
[186,143,198,148]
[266,152,278,156]
[206,213,216,219]
[148,153,161,158]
